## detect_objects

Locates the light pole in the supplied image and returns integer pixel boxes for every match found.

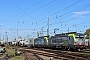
[67,27,69,33]
[17,21,19,41]
[47,17,50,36]
[5,32,8,44]
[17,25,18,41]
[41,27,44,36]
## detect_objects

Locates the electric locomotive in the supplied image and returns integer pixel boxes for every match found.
[48,32,85,51]
[27,36,49,48]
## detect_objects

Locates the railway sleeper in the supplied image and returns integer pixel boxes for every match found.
[56,53,87,60]
[67,53,90,59]
[53,56,69,60]
[33,53,43,60]
[75,57,86,60]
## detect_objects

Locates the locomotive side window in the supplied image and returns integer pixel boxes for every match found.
[52,37,56,43]
[56,37,61,43]
[62,36,68,40]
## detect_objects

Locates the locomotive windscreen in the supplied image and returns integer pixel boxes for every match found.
[75,33,84,39]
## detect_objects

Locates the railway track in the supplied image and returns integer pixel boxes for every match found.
[33,53,43,60]
[81,49,90,53]
[18,48,90,60]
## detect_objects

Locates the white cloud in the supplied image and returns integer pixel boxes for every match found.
[72,11,90,18]
[73,11,90,15]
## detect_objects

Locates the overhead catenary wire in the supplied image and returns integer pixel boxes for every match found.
[7,0,43,21]
[34,0,68,25]
[1,0,90,38]
[3,0,89,30]
[9,0,57,22]
[41,5,90,34]
[35,0,65,16]
[50,0,83,16]
[2,0,81,26]
[10,0,41,21]
[39,3,90,28]
[37,0,83,22]
[34,0,83,25]
[25,0,83,28]
[8,0,79,24]
[1,0,59,32]
[49,21,90,34]
[33,8,90,31]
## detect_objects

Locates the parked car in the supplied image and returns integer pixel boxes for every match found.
[0,47,6,53]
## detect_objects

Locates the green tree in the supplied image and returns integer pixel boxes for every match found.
[84,28,90,39]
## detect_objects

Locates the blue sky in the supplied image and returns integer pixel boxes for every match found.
[0,0,90,41]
